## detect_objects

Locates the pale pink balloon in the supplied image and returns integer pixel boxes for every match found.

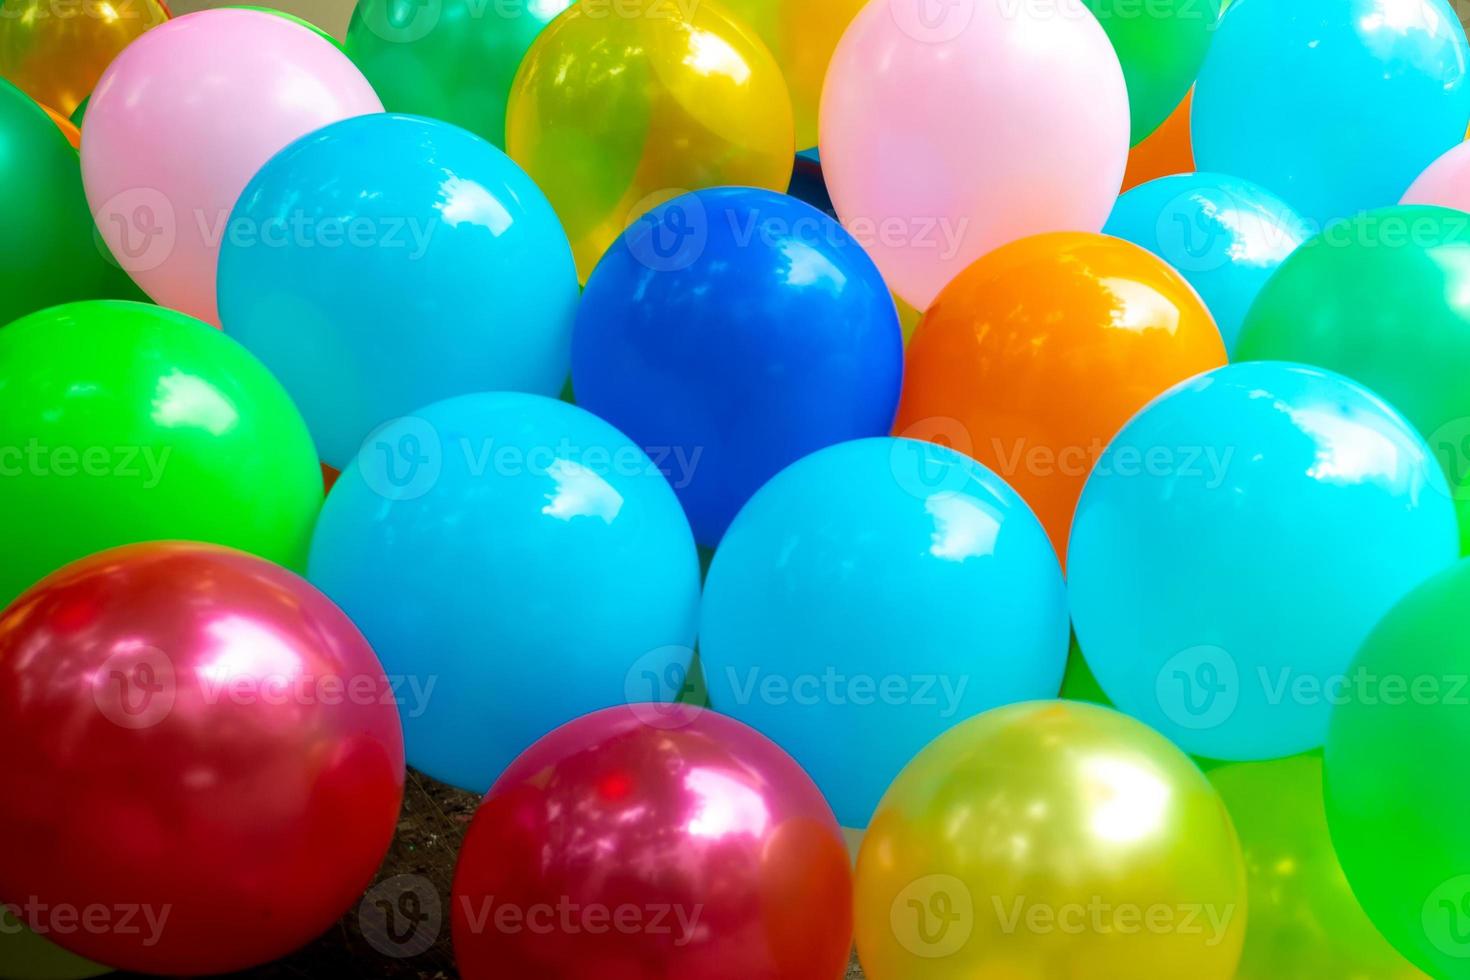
[1402,141,1470,210]
[81,9,382,325]
[820,0,1129,310]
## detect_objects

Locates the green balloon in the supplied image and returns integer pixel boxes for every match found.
[68,94,88,128]
[1325,559,1470,978]
[1236,205,1470,550]
[234,5,344,49]
[344,0,572,148]
[0,79,142,325]
[0,301,322,605]
[1212,755,1425,980]
[1081,0,1222,145]
[0,907,110,980]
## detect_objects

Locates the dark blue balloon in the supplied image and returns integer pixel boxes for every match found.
[572,187,903,545]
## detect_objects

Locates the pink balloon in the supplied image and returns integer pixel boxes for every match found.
[81,9,382,325]
[1402,140,1470,210]
[820,0,1129,309]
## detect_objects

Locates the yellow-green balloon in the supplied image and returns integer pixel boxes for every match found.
[1210,754,1425,979]
[855,700,1247,979]
[0,906,109,980]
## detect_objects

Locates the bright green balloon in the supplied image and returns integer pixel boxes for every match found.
[234,5,344,49]
[0,301,322,605]
[0,907,110,980]
[344,0,572,148]
[1212,755,1426,980]
[67,94,87,128]
[1326,559,1470,978]
[1081,0,1222,145]
[0,79,142,325]
[1236,205,1470,551]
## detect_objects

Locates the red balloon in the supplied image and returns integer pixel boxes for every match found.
[0,542,405,975]
[451,705,853,980]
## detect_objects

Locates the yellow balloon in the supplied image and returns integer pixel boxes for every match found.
[506,0,794,278]
[895,293,921,345]
[716,0,866,149]
[1209,755,1426,980]
[855,701,1247,979]
[0,0,170,116]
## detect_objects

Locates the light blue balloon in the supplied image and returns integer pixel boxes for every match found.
[219,113,579,469]
[1068,362,1459,761]
[1103,173,1313,353]
[699,437,1069,827]
[308,392,701,792]
[1193,0,1470,230]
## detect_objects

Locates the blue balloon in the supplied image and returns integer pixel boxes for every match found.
[571,186,903,546]
[1068,362,1459,761]
[699,437,1069,827]
[308,392,701,792]
[1193,0,1470,230]
[219,113,579,469]
[1103,173,1313,353]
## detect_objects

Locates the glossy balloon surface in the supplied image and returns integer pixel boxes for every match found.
[309,392,701,792]
[0,0,171,115]
[573,187,903,546]
[0,543,405,975]
[1069,362,1460,760]
[1193,0,1470,229]
[1105,173,1312,352]
[219,113,579,468]
[82,9,382,324]
[452,705,853,980]
[0,301,323,607]
[506,1,794,278]
[700,438,1068,827]
[855,701,1247,979]
[895,232,1225,558]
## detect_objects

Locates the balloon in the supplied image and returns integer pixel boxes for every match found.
[1122,89,1195,192]
[1236,205,1470,550]
[451,704,852,980]
[506,1,794,278]
[1104,173,1313,352]
[1326,559,1470,977]
[67,93,86,126]
[1404,140,1470,210]
[219,113,579,469]
[0,79,140,324]
[572,187,902,545]
[1081,0,1221,144]
[894,232,1225,558]
[1210,755,1425,979]
[0,301,322,607]
[0,542,405,975]
[82,9,382,324]
[0,908,109,980]
[1069,362,1460,760]
[700,437,1068,828]
[718,0,866,150]
[39,103,79,149]
[1193,0,1470,229]
[235,4,343,47]
[820,0,1128,310]
[308,392,701,792]
[0,0,171,116]
[345,0,570,148]
[854,701,1246,979]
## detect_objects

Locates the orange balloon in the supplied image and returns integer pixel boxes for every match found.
[40,102,79,149]
[1122,89,1195,192]
[894,232,1226,558]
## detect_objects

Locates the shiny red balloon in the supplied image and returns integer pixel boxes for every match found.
[451,705,853,980]
[0,542,405,975]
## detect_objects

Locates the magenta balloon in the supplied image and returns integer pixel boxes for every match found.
[0,542,405,975]
[81,9,382,325]
[820,0,1128,309]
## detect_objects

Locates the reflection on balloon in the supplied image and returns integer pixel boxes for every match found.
[452,705,853,980]
[855,701,1247,980]
[0,543,405,975]
[1069,362,1459,760]
[0,0,171,115]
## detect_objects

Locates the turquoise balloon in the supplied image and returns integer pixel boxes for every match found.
[699,437,1069,827]
[218,113,579,469]
[1193,0,1470,229]
[308,392,701,792]
[1069,362,1459,761]
[1103,173,1313,353]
